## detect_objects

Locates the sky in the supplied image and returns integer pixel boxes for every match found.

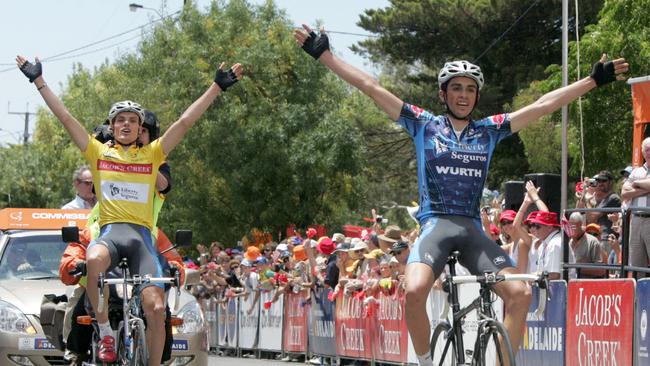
[0,0,388,145]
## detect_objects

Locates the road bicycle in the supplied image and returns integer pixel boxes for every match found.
[62,228,191,366]
[430,251,549,366]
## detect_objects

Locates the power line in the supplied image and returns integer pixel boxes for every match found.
[472,0,541,63]
[327,30,378,38]
[0,11,180,73]
[46,33,146,63]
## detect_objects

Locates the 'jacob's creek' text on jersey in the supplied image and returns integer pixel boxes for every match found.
[397,103,512,222]
[83,137,166,230]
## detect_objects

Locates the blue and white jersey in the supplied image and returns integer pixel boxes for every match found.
[397,103,512,222]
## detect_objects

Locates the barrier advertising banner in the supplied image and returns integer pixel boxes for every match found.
[566,279,635,366]
[238,294,259,349]
[372,292,408,363]
[335,291,373,360]
[204,299,218,349]
[226,297,239,348]
[517,281,566,366]
[217,300,228,347]
[308,288,336,356]
[258,290,283,351]
[636,279,650,365]
[283,292,308,353]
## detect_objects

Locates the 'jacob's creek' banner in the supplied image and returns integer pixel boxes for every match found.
[335,291,373,359]
[282,292,308,353]
[566,279,635,366]
[517,281,566,366]
[373,292,408,363]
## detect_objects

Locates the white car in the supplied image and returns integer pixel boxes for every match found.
[0,208,207,366]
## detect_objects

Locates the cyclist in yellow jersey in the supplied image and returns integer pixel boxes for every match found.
[17,54,243,366]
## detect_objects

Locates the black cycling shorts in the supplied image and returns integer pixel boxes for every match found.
[89,223,165,289]
[408,215,514,278]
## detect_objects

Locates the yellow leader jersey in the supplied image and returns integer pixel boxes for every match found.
[83,136,166,230]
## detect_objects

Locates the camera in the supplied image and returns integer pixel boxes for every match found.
[376,215,388,224]
[588,178,598,187]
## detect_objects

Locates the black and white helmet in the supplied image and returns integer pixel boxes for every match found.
[106,100,145,124]
[438,60,484,91]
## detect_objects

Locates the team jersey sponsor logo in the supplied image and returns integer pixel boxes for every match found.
[97,159,153,175]
[435,165,482,178]
[434,139,449,154]
[100,149,120,159]
[450,151,487,164]
[101,181,149,203]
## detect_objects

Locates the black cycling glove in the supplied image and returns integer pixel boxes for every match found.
[302,31,330,60]
[590,59,616,87]
[19,59,42,83]
[214,67,239,92]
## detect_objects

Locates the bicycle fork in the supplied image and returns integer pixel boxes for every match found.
[446,256,467,365]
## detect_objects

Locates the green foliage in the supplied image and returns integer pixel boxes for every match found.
[3,0,368,245]
[514,0,650,179]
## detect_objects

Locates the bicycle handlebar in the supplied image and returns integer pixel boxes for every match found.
[97,274,181,313]
[441,271,551,318]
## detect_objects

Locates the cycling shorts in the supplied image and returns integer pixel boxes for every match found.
[89,223,165,289]
[408,215,514,278]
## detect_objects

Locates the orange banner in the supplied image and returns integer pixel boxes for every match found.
[631,81,650,166]
[0,208,89,230]
[632,82,650,124]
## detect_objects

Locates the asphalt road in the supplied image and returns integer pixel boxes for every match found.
[208,355,316,366]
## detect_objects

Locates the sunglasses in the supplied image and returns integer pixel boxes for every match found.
[231,266,239,269]
[500,220,513,225]
[392,249,404,255]
[528,223,542,230]
[77,180,93,186]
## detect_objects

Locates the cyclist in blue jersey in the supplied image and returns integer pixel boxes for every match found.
[294,25,628,365]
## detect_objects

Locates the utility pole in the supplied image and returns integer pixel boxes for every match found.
[8,102,36,144]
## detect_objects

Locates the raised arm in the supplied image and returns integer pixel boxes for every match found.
[16,56,89,150]
[160,63,243,155]
[525,180,549,212]
[294,24,403,121]
[510,54,628,133]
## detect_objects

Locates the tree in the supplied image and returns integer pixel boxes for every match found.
[13,0,369,245]
[514,0,650,180]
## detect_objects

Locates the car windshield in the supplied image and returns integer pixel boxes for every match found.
[0,234,66,280]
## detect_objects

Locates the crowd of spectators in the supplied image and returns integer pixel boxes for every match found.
[188,164,638,316]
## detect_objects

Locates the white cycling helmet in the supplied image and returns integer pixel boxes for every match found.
[438,60,484,91]
[106,100,145,124]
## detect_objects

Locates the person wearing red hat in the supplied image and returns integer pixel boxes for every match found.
[525,210,563,280]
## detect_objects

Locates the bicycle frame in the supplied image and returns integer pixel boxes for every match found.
[96,258,181,364]
[437,252,549,365]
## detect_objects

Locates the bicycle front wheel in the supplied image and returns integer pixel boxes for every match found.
[129,323,148,366]
[431,321,456,366]
[473,319,515,366]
